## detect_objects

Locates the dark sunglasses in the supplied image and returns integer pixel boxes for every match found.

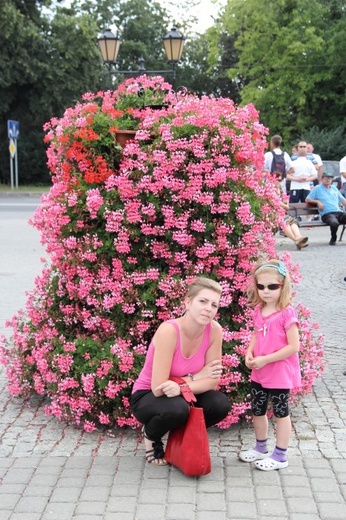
[256,283,283,291]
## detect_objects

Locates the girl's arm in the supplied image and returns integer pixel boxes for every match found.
[245,333,256,368]
[250,324,299,370]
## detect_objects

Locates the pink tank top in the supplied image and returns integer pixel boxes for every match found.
[132,320,212,393]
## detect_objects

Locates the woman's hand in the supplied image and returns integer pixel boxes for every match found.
[155,380,181,398]
[199,359,223,379]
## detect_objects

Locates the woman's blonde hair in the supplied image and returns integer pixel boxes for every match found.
[187,276,222,301]
[246,259,291,309]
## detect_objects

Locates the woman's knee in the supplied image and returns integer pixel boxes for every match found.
[214,391,231,416]
[161,398,190,424]
[201,391,230,418]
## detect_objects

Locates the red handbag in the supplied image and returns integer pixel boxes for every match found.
[164,377,211,477]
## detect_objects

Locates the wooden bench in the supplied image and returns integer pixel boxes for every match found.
[287,202,345,241]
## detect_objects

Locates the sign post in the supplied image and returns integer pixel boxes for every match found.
[7,120,20,189]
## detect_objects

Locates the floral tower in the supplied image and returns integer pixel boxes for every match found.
[0,76,325,431]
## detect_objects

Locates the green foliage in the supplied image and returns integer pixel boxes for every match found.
[1,0,346,185]
[209,0,346,142]
[301,126,346,160]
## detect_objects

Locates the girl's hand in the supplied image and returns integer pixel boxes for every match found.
[245,351,254,368]
[250,356,267,370]
[155,380,181,398]
[199,360,223,379]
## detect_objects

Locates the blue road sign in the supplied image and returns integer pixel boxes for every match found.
[7,120,20,140]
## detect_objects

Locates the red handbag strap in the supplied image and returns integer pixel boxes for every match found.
[169,376,197,404]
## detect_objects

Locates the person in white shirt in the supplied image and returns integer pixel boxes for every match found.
[307,143,323,183]
[286,141,317,203]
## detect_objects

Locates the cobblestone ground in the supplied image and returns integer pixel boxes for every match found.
[0,199,345,520]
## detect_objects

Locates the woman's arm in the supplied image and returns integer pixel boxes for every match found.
[151,322,177,397]
[250,324,299,370]
[181,321,224,394]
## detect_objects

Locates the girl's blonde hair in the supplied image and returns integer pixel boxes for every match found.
[187,276,222,301]
[246,259,291,309]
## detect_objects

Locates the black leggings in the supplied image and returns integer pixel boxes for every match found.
[251,381,290,418]
[131,389,230,442]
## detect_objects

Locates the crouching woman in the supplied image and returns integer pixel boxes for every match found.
[130,277,230,465]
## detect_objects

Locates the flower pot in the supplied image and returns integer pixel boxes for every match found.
[115,130,137,148]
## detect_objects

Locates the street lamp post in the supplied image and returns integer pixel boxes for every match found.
[97,26,185,80]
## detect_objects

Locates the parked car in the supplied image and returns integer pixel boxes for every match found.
[322,160,339,177]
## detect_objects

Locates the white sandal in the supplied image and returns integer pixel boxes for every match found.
[255,457,288,471]
[238,449,268,462]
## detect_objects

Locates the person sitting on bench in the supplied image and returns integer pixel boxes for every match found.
[307,172,346,245]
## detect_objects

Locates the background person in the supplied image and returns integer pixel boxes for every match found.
[306,143,323,184]
[264,135,293,193]
[239,260,301,471]
[307,172,346,245]
[130,277,230,466]
[287,141,317,203]
[273,172,308,249]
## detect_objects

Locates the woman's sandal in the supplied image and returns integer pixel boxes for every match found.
[254,457,288,471]
[296,237,309,250]
[142,427,168,466]
[238,449,269,462]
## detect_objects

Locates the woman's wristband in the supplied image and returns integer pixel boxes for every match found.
[187,373,195,381]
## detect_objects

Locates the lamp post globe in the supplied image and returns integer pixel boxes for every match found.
[97,28,122,72]
[162,26,185,64]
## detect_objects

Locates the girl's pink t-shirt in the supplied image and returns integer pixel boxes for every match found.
[250,305,301,389]
[132,320,211,393]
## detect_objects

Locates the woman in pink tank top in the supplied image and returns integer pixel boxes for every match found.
[131,277,230,466]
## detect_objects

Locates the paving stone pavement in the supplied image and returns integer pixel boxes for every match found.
[0,195,345,520]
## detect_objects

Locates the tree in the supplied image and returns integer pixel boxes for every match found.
[212,0,333,141]
[0,1,105,184]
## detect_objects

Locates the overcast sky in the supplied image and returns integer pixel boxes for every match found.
[59,0,226,33]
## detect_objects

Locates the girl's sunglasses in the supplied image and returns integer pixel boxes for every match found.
[256,283,283,291]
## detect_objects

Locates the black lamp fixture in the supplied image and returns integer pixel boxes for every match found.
[97,26,185,80]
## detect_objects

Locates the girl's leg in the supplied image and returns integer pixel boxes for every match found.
[239,382,269,462]
[253,414,269,441]
[256,388,290,467]
[276,415,292,450]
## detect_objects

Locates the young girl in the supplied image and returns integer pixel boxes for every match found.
[239,259,301,471]
[131,277,230,466]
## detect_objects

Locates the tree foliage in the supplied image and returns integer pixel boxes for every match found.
[1,0,346,186]
[0,0,179,184]
[208,0,346,149]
